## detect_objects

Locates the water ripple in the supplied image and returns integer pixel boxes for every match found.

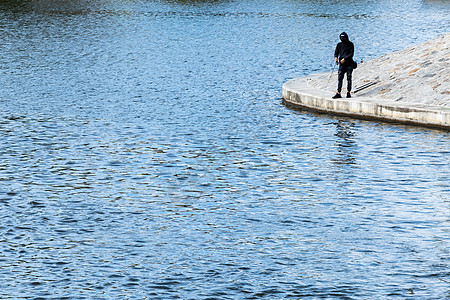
[1,0,450,298]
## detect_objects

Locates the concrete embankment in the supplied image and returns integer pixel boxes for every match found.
[282,33,450,129]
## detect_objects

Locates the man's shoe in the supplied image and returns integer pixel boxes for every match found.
[332,93,342,99]
[347,92,351,98]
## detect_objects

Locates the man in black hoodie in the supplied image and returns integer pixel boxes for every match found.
[333,32,354,98]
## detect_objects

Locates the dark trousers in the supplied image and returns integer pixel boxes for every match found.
[337,65,353,93]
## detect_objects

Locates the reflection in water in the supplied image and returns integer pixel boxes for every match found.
[0,0,86,10]
[333,120,358,165]
[0,0,134,15]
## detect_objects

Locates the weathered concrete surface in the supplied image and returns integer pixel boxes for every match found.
[283,33,450,129]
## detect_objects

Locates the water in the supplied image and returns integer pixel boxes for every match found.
[0,0,449,298]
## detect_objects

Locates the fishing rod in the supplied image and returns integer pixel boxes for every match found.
[321,60,337,99]
[354,80,379,93]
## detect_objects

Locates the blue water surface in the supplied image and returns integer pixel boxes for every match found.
[0,0,449,298]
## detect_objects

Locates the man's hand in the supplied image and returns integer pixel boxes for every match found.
[340,58,345,64]
[335,57,338,64]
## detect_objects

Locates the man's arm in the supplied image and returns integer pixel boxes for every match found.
[334,44,340,64]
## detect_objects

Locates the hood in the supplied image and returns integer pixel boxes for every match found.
[340,32,349,42]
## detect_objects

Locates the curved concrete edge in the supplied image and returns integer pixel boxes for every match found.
[282,74,450,130]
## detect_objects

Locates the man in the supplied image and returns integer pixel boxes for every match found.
[333,32,354,99]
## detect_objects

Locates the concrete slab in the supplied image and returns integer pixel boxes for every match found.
[282,73,450,129]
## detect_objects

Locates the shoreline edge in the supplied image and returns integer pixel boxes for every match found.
[282,73,450,130]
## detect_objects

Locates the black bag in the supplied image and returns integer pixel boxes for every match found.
[353,60,357,69]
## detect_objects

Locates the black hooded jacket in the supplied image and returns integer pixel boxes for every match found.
[334,32,354,67]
